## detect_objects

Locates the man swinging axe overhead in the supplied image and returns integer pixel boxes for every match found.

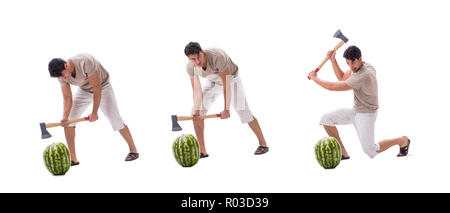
[308,44,411,159]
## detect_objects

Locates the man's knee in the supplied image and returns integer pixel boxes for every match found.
[237,110,254,124]
[362,144,379,159]
[322,124,336,130]
[320,113,336,126]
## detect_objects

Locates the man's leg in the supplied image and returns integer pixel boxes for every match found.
[323,125,350,158]
[64,127,78,163]
[353,113,379,159]
[377,136,409,153]
[193,119,207,155]
[320,108,355,158]
[192,81,218,156]
[119,125,137,153]
[99,85,138,160]
[230,77,268,154]
[248,117,267,147]
[66,89,92,164]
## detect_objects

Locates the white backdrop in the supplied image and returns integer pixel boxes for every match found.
[0,0,448,192]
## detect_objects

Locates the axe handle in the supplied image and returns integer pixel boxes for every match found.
[177,114,220,121]
[45,117,89,128]
[308,40,346,80]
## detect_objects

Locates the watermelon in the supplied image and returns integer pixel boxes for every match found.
[43,142,71,175]
[173,134,200,167]
[315,137,342,169]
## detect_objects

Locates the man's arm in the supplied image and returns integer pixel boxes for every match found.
[219,68,231,119]
[328,51,346,81]
[309,71,353,91]
[61,83,73,127]
[190,76,203,116]
[341,70,353,81]
[88,70,102,122]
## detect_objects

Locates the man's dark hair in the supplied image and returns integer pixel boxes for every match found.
[48,58,67,77]
[184,42,202,56]
[343,46,362,61]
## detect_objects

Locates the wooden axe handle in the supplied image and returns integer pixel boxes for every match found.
[177,114,220,121]
[308,40,346,80]
[45,117,89,128]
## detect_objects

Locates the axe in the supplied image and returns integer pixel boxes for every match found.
[40,117,89,139]
[308,29,349,80]
[171,114,220,131]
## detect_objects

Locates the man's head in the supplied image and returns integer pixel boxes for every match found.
[48,58,73,79]
[185,42,206,67]
[343,46,363,72]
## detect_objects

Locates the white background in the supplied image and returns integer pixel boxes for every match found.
[0,0,449,192]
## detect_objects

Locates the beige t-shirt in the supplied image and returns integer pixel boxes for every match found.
[345,62,379,113]
[186,48,239,84]
[58,54,110,93]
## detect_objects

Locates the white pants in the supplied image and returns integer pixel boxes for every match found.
[192,76,254,123]
[320,108,379,158]
[68,84,126,131]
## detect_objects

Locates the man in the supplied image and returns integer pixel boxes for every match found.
[184,42,269,158]
[48,54,139,166]
[308,46,410,159]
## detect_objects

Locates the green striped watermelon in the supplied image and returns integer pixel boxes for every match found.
[315,137,342,169]
[173,134,200,167]
[43,142,71,175]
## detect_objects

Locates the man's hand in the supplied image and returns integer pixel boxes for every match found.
[192,110,201,121]
[308,70,318,80]
[220,110,230,119]
[61,118,69,127]
[88,112,99,122]
[327,50,336,62]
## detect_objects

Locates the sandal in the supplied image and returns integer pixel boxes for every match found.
[341,156,350,160]
[200,153,209,158]
[71,161,80,166]
[125,152,139,161]
[254,146,269,155]
[397,138,411,157]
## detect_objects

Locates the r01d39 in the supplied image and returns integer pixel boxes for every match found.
[225,198,269,208]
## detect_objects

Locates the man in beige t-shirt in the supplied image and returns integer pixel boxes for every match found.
[308,46,410,159]
[184,42,269,157]
[48,54,139,165]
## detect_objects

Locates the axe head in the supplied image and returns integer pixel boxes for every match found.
[333,29,349,43]
[40,122,52,139]
[171,115,182,131]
